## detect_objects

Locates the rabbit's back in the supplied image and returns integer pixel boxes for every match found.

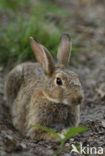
[5,62,45,132]
[5,62,45,107]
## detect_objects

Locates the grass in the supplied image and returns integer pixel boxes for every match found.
[0,0,70,67]
[0,0,85,68]
[0,0,30,9]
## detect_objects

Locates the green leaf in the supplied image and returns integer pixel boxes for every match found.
[65,127,88,140]
[32,125,62,140]
[61,127,88,148]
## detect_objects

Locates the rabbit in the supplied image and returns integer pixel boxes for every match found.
[5,33,84,141]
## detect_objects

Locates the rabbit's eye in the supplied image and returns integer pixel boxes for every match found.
[56,77,62,86]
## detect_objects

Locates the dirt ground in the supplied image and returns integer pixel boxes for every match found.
[0,0,105,156]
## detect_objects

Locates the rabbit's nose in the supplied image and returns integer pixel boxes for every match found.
[71,94,83,105]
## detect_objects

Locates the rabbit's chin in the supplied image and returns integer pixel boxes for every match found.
[49,98,71,106]
[49,97,70,106]
[45,95,82,106]
[43,92,71,106]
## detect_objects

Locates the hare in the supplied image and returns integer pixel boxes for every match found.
[5,33,84,141]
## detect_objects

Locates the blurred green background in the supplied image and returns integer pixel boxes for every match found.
[0,0,81,68]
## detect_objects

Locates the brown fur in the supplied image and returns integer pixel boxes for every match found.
[5,33,84,141]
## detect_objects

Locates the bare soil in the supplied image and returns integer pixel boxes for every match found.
[0,0,105,156]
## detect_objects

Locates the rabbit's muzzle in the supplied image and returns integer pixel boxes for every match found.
[71,93,83,105]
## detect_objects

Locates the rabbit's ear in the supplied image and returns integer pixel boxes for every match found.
[57,33,72,66]
[30,37,55,75]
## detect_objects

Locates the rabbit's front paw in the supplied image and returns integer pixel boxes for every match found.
[27,128,60,142]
